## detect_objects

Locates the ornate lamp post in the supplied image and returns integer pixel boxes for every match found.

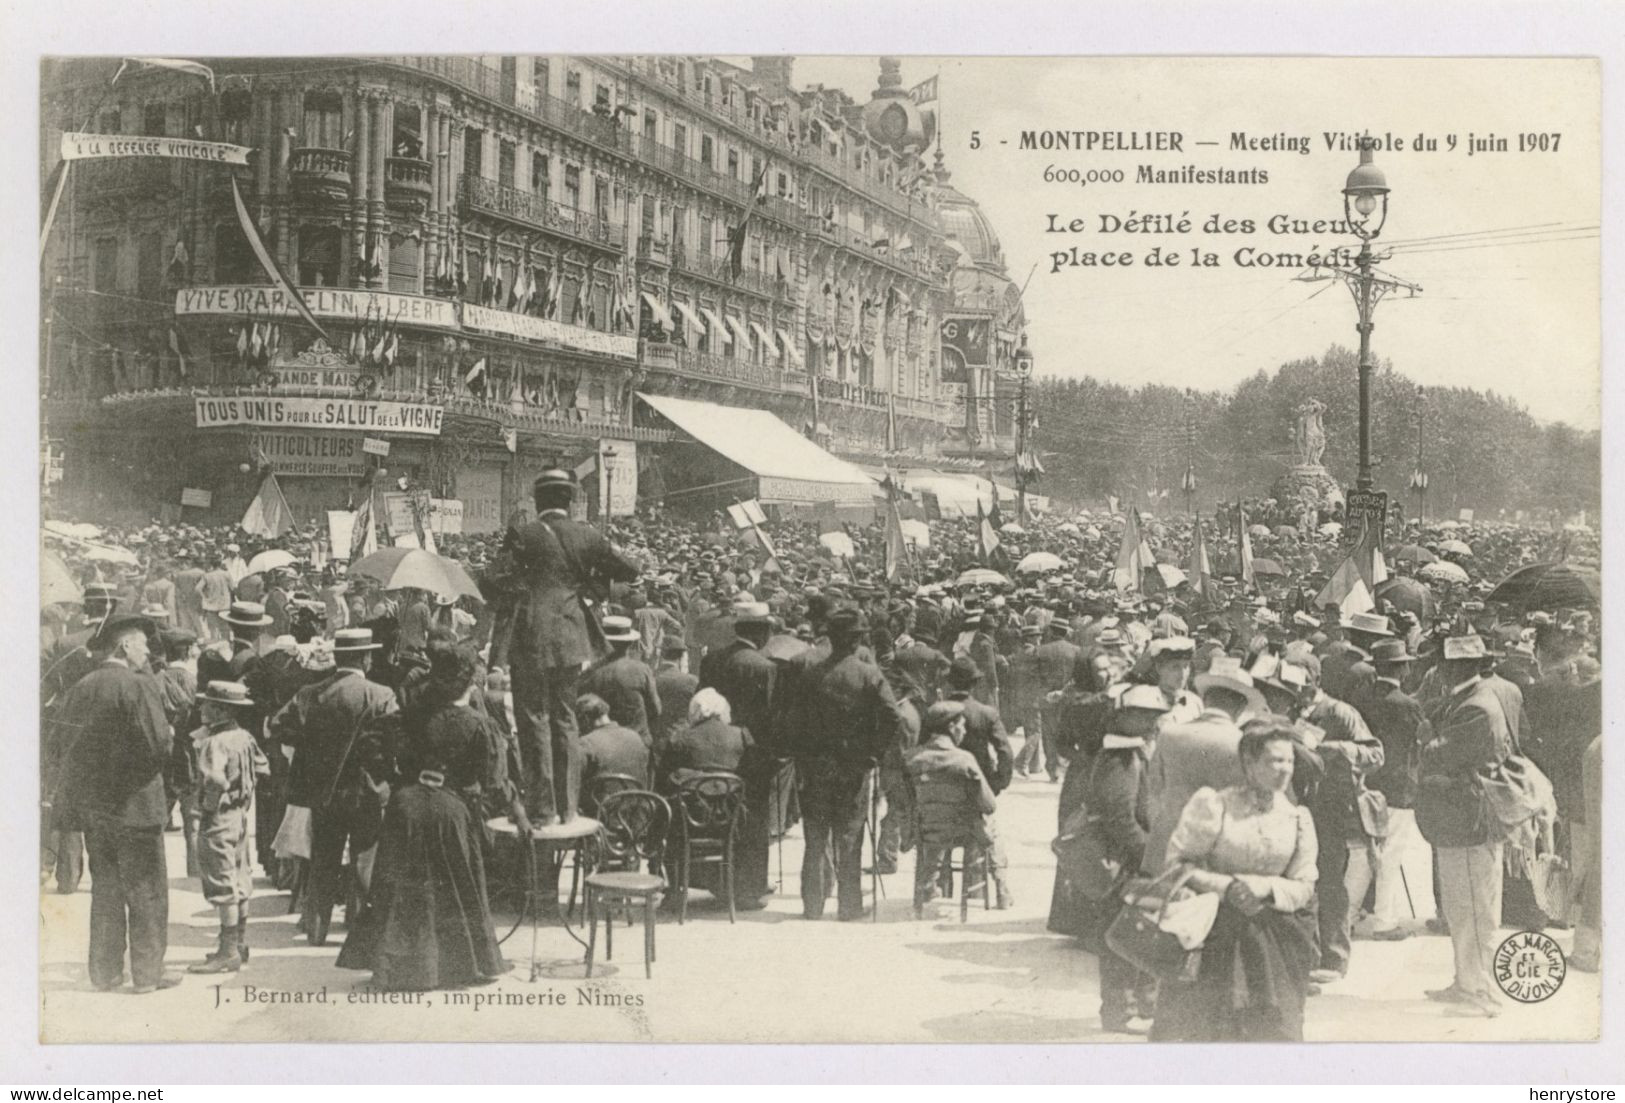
[1341,142,1390,493]
[1012,336,1034,520]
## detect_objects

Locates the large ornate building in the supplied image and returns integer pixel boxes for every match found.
[41,55,1027,532]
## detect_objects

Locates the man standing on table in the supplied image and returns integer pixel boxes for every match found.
[786,608,903,921]
[489,469,639,825]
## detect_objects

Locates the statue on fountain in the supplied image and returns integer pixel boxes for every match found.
[1294,398,1328,467]
[1270,396,1344,519]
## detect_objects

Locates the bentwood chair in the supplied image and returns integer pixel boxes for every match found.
[909,777,994,924]
[670,770,747,924]
[585,790,671,979]
[584,772,643,818]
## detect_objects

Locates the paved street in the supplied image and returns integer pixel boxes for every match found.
[40,751,1599,1044]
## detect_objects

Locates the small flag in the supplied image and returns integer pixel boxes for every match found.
[240,471,295,538]
[464,357,488,387]
[502,427,518,454]
[166,241,189,283]
[383,330,398,367]
[167,327,189,378]
[976,499,1000,563]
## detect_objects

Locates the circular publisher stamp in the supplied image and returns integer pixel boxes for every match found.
[1494,930,1567,1003]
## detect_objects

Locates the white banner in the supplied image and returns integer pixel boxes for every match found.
[197,396,443,435]
[462,303,638,359]
[598,440,638,518]
[325,510,356,559]
[176,286,461,331]
[430,498,465,535]
[60,131,252,165]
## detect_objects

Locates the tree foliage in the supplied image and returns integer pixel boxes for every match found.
[1032,345,1599,518]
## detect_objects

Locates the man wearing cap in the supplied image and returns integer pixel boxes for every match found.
[580,615,662,746]
[784,608,904,920]
[942,657,1015,906]
[488,468,640,825]
[1143,653,1257,876]
[53,615,177,992]
[1355,638,1426,941]
[268,627,401,946]
[187,681,271,974]
[1415,635,1514,1017]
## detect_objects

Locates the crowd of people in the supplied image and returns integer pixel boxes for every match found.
[40,483,1601,1038]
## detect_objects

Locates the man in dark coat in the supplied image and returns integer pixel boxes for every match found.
[785,608,902,920]
[941,657,1014,907]
[576,693,651,807]
[652,635,698,746]
[268,627,400,946]
[1031,620,1083,781]
[1416,635,1513,1017]
[579,615,662,745]
[892,627,950,705]
[54,616,177,993]
[489,469,640,824]
[1356,638,1426,940]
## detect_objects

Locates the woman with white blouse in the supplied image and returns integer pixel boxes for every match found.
[1150,718,1321,1042]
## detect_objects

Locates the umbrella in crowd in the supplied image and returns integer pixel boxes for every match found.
[1016,551,1065,574]
[81,542,141,567]
[1318,522,1343,537]
[1420,560,1470,585]
[348,547,485,603]
[1392,544,1437,565]
[1000,522,1026,535]
[1486,562,1600,609]
[1056,522,1081,535]
[44,520,102,541]
[1250,557,1286,577]
[1248,524,1271,538]
[957,567,1009,588]
[1439,539,1474,557]
[41,549,82,608]
[247,548,300,576]
[1375,576,1435,621]
[818,531,857,560]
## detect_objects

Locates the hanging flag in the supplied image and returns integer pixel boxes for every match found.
[1188,516,1218,607]
[229,178,330,343]
[1113,508,1156,593]
[502,427,518,454]
[988,493,1006,535]
[885,393,900,455]
[1238,500,1256,590]
[546,266,563,319]
[1315,552,1377,616]
[114,57,216,93]
[235,324,249,360]
[40,161,71,265]
[481,253,496,306]
[884,498,909,582]
[976,500,1000,563]
[167,327,189,378]
[349,490,378,561]
[383,329,398,367]
[240,471,295,538]
[248,322,264,359]
[464,357,488,396]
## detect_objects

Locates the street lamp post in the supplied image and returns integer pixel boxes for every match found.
[1410,383,1429,521]
[1013,336,1034,521]
[1341,142,1390,493]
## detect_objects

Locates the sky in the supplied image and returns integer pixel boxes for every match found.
[790,57,1600,429]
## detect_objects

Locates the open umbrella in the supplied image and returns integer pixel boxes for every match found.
[1273,525,1299,539]
[1250,557,1286,576]
[1486,562,1600,609]
[1438,539,1473,557]
[1248,524,1271,538]
[43,520,102,541]
[1016,551,1064,574]
[1436,520,1461,530]
[1375,577,1435,621]
[1392,544,1437,565]
[247,548,300,576]
[349,547,485,602]
[1057,522,1081,536]
[956,567,1009,588]
[1420,560,1470,585]
[42,549,82,608]
[818,531,857,560]
[82,542,141,567]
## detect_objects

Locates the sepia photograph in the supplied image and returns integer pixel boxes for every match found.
[33,46,1603,1051]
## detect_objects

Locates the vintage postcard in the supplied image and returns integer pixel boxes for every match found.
[38,53,1600,1045]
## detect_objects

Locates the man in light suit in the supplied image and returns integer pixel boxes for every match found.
[488,469,640,824]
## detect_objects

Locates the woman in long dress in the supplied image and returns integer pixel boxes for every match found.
[337,641,514,990]
[1150,718,1320,1042]
[1046,648,1128,938]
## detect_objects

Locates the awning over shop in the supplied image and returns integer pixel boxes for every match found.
[638,392,877,505]
[904,472,999,519]
[699,307,732,346]
[641,292,675,331]
[673,300,705,334]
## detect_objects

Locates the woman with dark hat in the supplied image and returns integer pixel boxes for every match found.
[337,639,510,991]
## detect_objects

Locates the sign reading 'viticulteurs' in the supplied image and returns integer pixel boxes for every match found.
[196,396,444,435]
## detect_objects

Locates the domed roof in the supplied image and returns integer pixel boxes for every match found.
[931,173,1007,275]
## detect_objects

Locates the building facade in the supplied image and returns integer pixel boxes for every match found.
[41,55,1025,532]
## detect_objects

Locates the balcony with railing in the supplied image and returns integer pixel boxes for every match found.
[385,156,433,212]
[460,174,626,251]
[289,147,352,204]
[640,340,783,390]
[817,376,888,409]
[635,235,671,265]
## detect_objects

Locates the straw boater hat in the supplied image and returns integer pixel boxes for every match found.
[1341,611,1394,638]
[600,614,641,643]
[198,680,255,708]
[733,602,772,625]
[1368,638,1417,665]
[222,600,273,628]
[332,627,384,653]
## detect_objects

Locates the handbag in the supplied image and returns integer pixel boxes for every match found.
[1105,864,1206,983]
[1479,754,1555,837]
[1052,806,1122,902]
[272,804,313,861]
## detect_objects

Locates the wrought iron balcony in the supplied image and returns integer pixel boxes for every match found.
[460,174,626,251]
[636,236,671,265]
[289,147,352,204]
[640,341,783,390]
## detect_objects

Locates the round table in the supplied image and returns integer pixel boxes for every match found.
[489,816,603,979]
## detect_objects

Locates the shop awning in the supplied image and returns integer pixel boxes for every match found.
[905,473,999,519]
[750,321,778,356]
[672,300,705,334]
[638,392,877,505]
[699,307,732,346]
[727,315,752,350]
[640,292,675,331]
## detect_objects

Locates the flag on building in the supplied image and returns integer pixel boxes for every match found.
[229,178,330,343]
[464,357,488,397]
[502,427,518,454]
[1113,507,1156,593]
